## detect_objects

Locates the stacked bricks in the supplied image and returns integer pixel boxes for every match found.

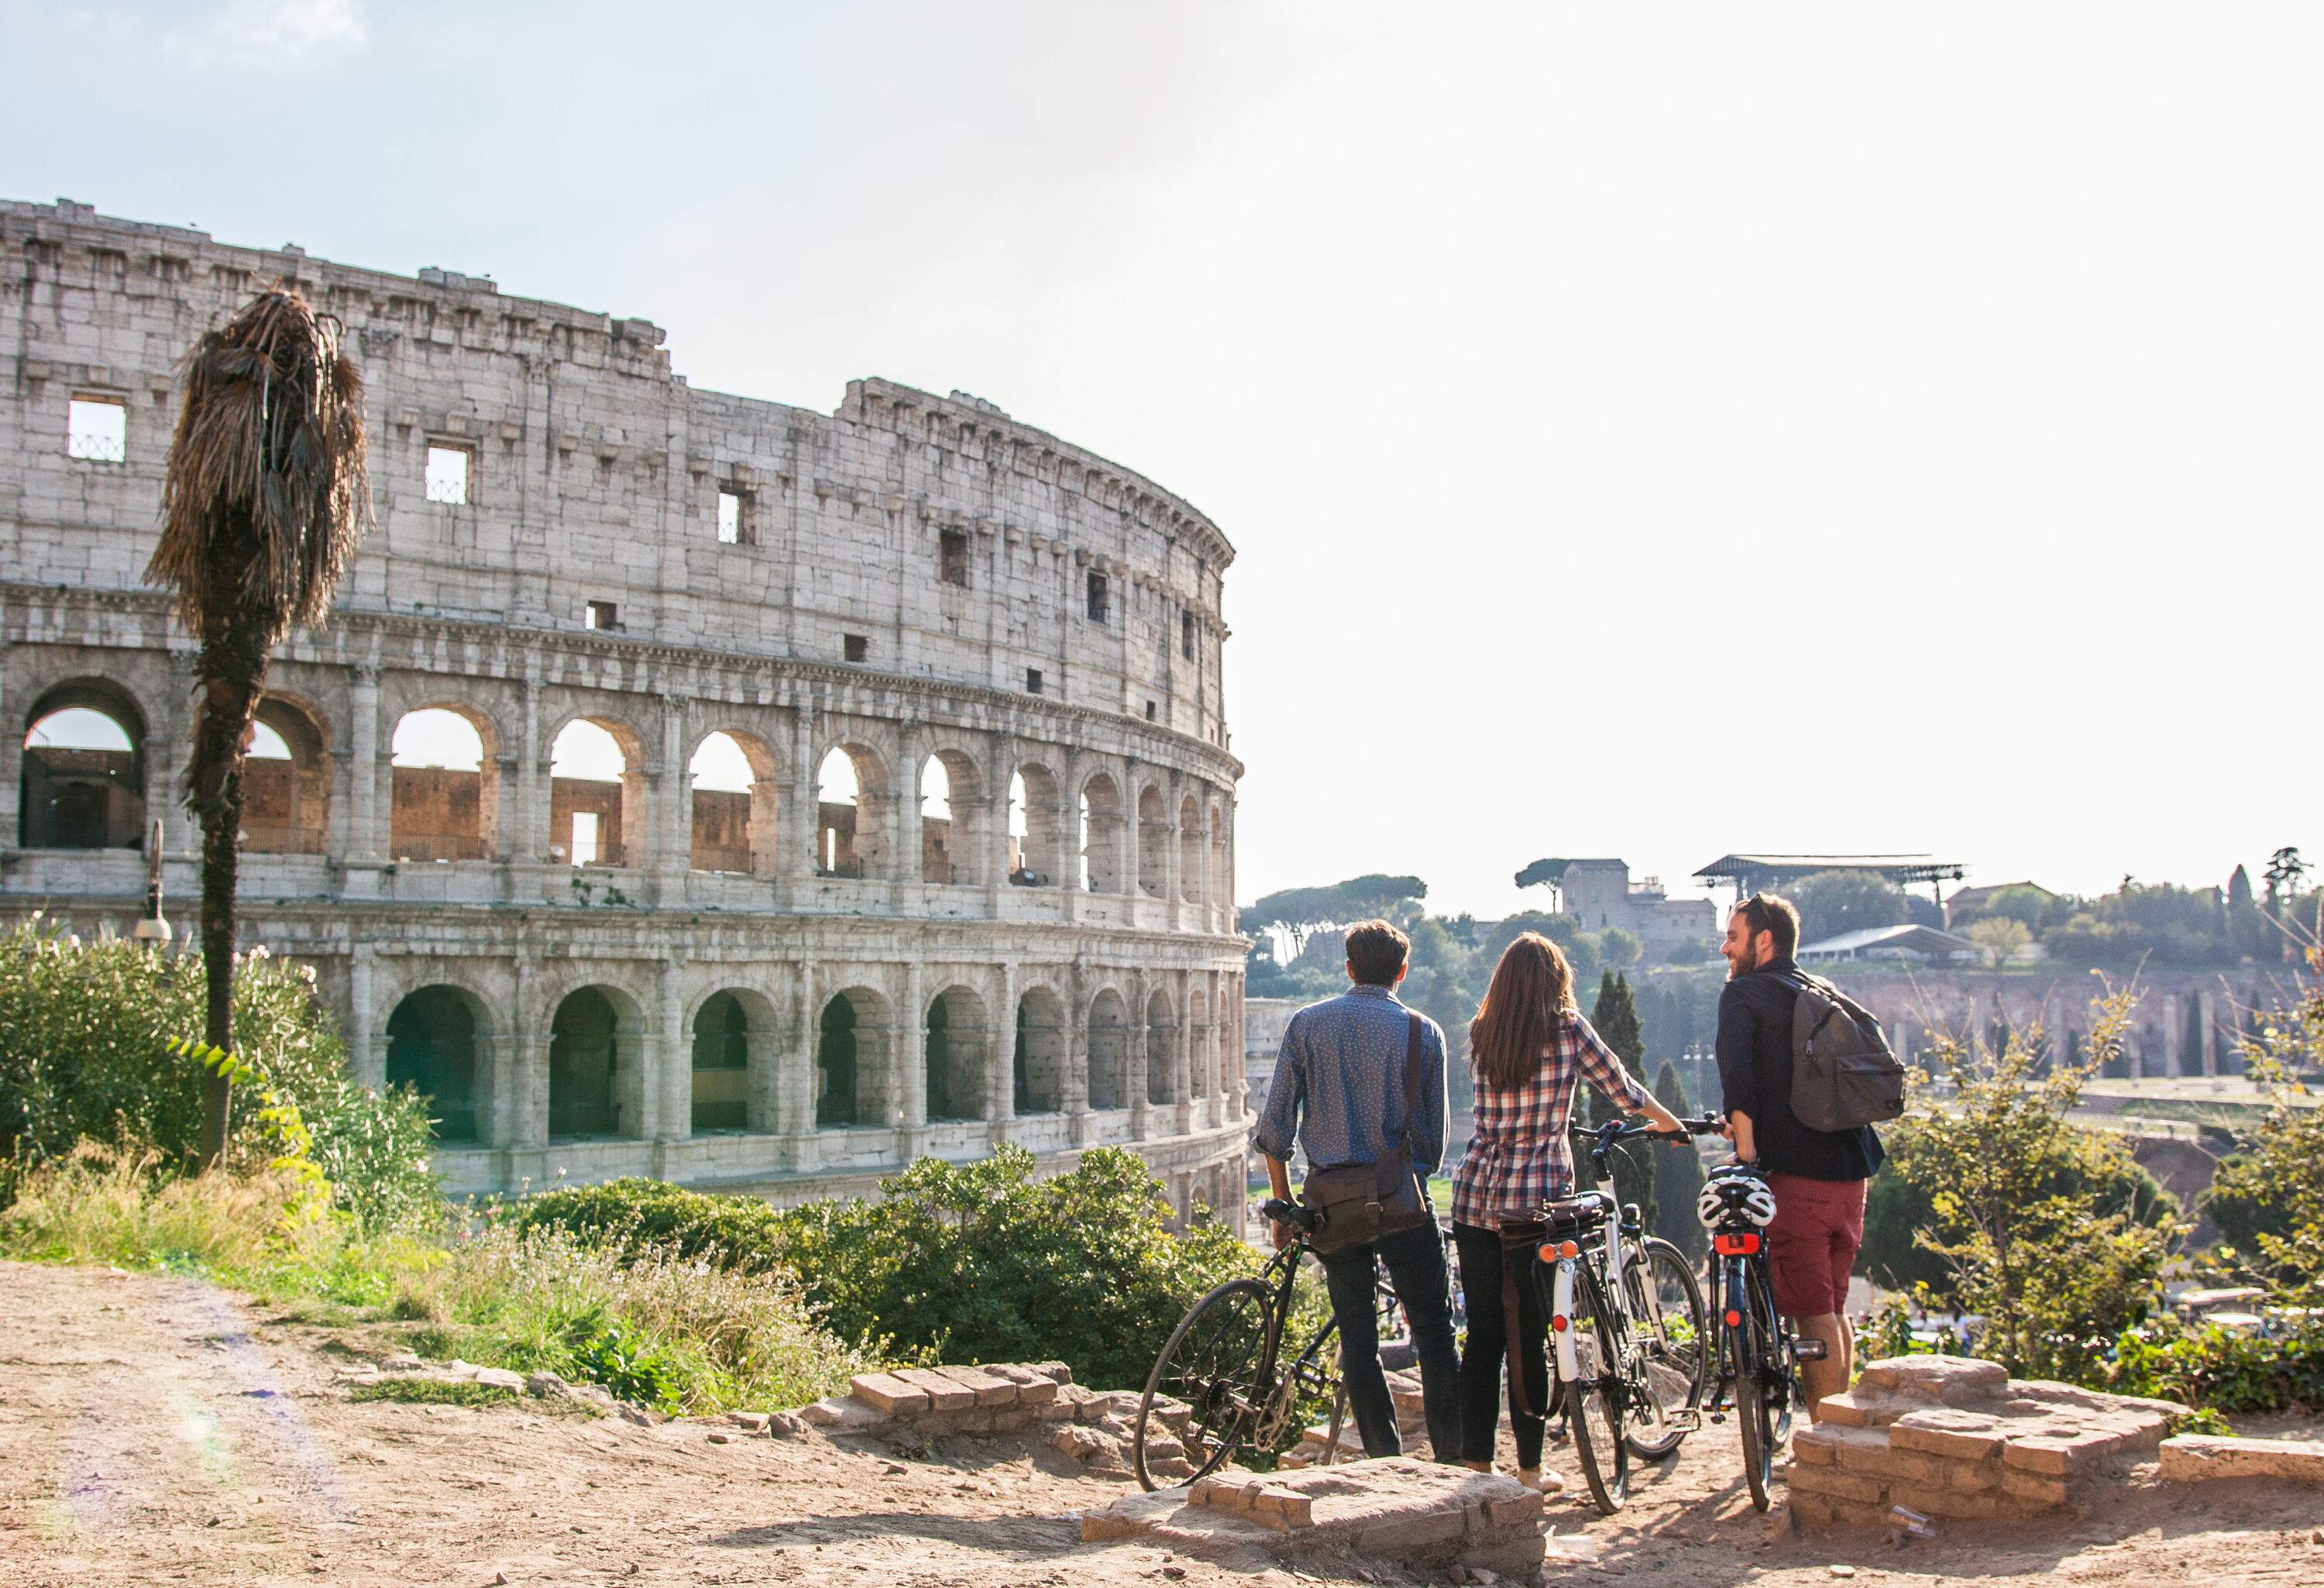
[800,1360,1074,1438]
[1081,1459,1545,1579]
[1788,1356,2186,1528]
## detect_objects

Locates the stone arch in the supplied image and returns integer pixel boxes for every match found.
[548,984,645,1140]
[1146,985,1177,1107]
[1177,793,1202,903]
[817,985,893,1128]
[689,727,778,878]
[548,713,647,868]
[1015,985,1067,1115]
[1080,770,1124,894]
[689,987,776,1133]
[383,983,490,1143]
[919,744,987,887]
[390,703,500,861]
[244,694,331,855]
[1086,986,1130,1112]
[19,678,147,851]
[814,743,890,879]
[924,982,988,1122]
[1008,760,1064,885]
[1136,782,1167,899]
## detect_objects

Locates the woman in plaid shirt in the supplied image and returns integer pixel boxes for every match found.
[1449,932,1683,1487]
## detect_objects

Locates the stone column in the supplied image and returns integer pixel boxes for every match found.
[1175,969,1196,1136]
[1129,972,1152,1143]
[1065,959,1092,1146]
[1227,971,1249,1118]
[900,957,927,1160]
[656,695,689,892]
[788,958,820,1172]
[2126,1020,2145,1081]
[749,777,782,882]
[745,1025,782,1135]
[988,961,1019,1150]
[346,663,382,861]
[511,954,546,1149]
[2162,994,2183,1079]
[347,944,381,1089]
[2200,989,2221,1077]
[658,957,688,1143]
[513,678,543,864]
[778,708,816,906]
[892,749,923,889]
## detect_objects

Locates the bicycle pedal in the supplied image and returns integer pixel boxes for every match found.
[1794,1339,1829,1360]
[1710,1412,1727,1425]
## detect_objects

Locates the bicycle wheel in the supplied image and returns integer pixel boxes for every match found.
[1746,1260,1796,1448]
[1136,1278,1274,1490]
[1565,1260,1630,1515]
[1623,1236,1707,1461]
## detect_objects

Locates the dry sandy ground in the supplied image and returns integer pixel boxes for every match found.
[4,1260,2321,1588]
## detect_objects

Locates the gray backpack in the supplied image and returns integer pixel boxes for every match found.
[1788,973,1904,1133]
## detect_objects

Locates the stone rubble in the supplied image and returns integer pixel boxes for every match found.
[1788,1355,2187,1528]
[2157,1435,2324,1486]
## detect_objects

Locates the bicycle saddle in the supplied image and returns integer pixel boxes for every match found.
[1540,1189,1615,1229]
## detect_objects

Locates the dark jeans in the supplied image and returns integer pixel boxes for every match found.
[1314,1218,1462,1460]
[1452,1219,1551,1469]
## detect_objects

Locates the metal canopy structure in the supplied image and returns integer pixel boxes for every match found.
[1693,853,1968,898]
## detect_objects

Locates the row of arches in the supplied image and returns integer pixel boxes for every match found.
[380,977,1236,1146]
[16,678,1234,906]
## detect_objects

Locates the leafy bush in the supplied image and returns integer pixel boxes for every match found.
[2105,1317,2324,1414]
[0,1137,325,1271]
[2199,978,2324,1303]
[516,1145,1262,1390]
[0,919,436,1227]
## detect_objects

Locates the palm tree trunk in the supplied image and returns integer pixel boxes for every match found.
[189,638,268,1171]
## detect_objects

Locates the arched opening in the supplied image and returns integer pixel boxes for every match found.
[1087,988,1129,1111]
[689,730,770,875]
[242,699,329,854]
[1007,763,1061,885]
[548,986,630,1139]
[551,718,641,868]
[816,988,889,1126]
[690,990,751,1132]
[19,682,146,851]
[390,706,495,861]
[919,749,985,886]
[1015,987,1067,1114]
[814,746,886,878]
[1136,784,1167,898]
[925,985,986,1121]
[1178,794,1202,903]
[1147,987,1176,1107]
[384,985,482,1143]
[1080,772,1122,893]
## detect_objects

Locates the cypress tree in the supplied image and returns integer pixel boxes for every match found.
[1651,1060,1707,1261]
[1576,971,1655,1225]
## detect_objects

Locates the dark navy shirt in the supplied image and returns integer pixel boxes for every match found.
[1716,956,1886,1182]
[1253,984,1449,1177]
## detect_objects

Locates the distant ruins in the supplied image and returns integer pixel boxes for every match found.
[0,198,1250,1222]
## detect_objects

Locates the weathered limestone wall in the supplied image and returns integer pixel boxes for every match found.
[0,198,1250,1218]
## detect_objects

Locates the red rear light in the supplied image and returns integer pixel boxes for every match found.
[1724,1309,1743,1327]
[1557,1240,1580,1260]
[1551,1315,1569,1332]
[1714,1232,1762,1256]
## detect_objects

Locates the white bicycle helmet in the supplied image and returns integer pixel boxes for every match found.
[1697,1168,1778,1230]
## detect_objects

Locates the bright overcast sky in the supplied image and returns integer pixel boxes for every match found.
[7,2,2315,917]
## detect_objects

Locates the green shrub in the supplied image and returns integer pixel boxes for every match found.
[2104,1318,2324,1414]
[515,1145,1263,1390]
[0,919,436,1228]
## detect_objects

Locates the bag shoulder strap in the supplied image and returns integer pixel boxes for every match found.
[1401,1010,1425,1150]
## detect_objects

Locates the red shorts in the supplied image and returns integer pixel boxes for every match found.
[1762,1173,1866,1318]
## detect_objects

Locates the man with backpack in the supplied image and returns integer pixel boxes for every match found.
[1714,892,1893,1420]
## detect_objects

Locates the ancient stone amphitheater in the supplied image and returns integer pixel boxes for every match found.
[0,198,1250,1223]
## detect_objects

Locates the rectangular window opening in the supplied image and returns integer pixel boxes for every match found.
[939,528,970,586]
[717,486,753,545]
[586,600,619,631]
[425,444,472,504]
[570,811,600,868]
[1145,700,1157,722]
[1026,668,1043,695]
[1181,611,1197,660]
[1086,572,1109,624]
[844,634,869,663]
[67,395,127,462]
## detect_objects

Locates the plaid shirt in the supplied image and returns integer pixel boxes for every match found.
[1449,1011,1649,1231]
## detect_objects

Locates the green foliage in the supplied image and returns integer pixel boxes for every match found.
[345,1376,590,1412]
[1786,869,1908,946]
[1571,974,1654,1223]
[1965,916,2032,968]
[1893,986,2184,1380]
[1239,875,1428,943]
[1858,1144,1951,1297]
[1649,1061,1705,1263]
[2199,978,2324,1302]
[1599,927,1642,970]
[517,1146,1260,1392]
[0,919,436,1227]
[2104,1317,2324,1414]
[569,1322,686,1414]
[1953,885,2065,932]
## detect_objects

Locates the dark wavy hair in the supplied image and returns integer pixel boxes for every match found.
[1468,931,1578,1092]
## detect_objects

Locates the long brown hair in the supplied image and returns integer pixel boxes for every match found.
[1468,931,1577,1091]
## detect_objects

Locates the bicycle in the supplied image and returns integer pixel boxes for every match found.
[1133,1198,1353,1490]
[1526,1115,1711,1514]
[1696,1160,1824,1512]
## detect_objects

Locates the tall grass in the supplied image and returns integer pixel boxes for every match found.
[0,1145,868,1415]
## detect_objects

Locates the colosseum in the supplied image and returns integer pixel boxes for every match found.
[0,198,1251,1226]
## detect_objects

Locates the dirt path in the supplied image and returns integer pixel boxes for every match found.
[4,1261,2320,1587]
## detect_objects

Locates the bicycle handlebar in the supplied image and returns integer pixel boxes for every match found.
[1593,1112,1723,1147]
[1261,1198,1318,1232]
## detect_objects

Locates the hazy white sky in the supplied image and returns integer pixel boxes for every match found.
[9,2,2316,916]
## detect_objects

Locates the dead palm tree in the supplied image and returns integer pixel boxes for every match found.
[150,286,370,1167]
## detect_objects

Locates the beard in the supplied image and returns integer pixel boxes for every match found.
[1725,939,1758,980]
